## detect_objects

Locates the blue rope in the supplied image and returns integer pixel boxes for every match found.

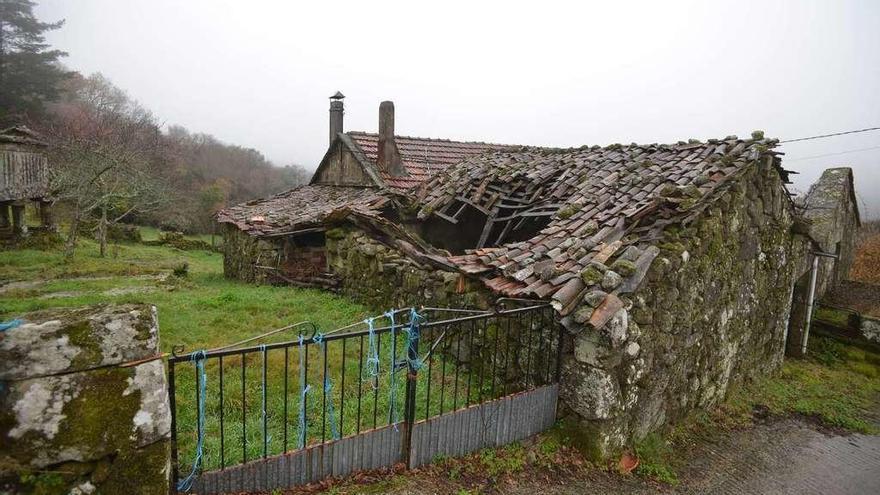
[363,317,380,384]
[404,308,425,371]
[0,319,22,332]
[313,333,340,440]
[297,335,311,449]
[177,350,207,492]
[385,310,399,426]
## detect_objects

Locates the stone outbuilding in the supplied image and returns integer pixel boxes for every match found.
[218,96,860,456]
[0,125,54,237]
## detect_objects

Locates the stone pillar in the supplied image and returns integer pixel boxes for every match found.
[10,202,27,235]
[0,304,171,494]
[39,200,54,230]
[0,202,10,229]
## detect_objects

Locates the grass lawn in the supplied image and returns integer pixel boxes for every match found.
[0,237,370,350]
[138,225,217,246]
[0,236,527,476]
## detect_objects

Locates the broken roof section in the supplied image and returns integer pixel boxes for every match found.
[417,136,788,314]
[216,185,390,237]
[344,131,516,192]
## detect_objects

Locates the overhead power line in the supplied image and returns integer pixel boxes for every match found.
[786,145,880,162]
[780,126,880,143]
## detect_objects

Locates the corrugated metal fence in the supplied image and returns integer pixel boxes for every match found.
[191,385,558,494]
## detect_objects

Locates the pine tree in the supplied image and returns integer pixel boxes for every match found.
[0,0,69,124]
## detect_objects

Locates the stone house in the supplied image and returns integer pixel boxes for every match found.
[218,95,859,455]
[0,125,54,237]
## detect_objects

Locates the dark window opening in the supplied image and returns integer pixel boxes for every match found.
[282,230,327,278]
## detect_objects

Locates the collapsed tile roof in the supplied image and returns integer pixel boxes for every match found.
[416,136,787,316]
[216,185,390,236]
[346,131,516,192]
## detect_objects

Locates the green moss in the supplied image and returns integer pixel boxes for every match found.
[580,266,604,285]
[557,203,581,220]
[678,198,698,210]
[553,417,609,461]
[324,227,347,240]
[54,368,143,454]
[62,320,104,368]
[99,439,170,494]
[658,242,687,255]
[634,433,679,485]
[610,259,637,277]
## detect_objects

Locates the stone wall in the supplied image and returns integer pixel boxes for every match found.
[560,161,811,457]
[0,304,170,495]
[222,223,280,283]
[324,226,493,311]
[802,167,860,295]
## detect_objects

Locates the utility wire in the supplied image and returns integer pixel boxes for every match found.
[786,145,880,162]
[780,126,880,143]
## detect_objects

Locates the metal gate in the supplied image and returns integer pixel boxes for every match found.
[167,303,563,494]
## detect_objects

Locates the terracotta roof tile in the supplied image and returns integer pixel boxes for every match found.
[346,132,516,192]
[417,137,787,312]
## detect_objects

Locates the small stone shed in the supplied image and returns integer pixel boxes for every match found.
[219,96,859,455]
[0,125,54,237]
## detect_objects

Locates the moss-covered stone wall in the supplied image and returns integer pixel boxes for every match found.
[0,304,170,495]
[561,160,810,457]
[324,226,493,311]
[222,223,281,283]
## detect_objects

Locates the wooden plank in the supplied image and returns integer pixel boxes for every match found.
[476,209,499,248]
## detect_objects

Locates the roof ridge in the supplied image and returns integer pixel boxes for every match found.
[346,130,518,148]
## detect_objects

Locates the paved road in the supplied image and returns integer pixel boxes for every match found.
[502,418,880,495]
[676,420,880,495]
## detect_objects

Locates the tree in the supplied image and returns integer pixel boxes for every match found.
[45,73,171,258]
[0,0,70,124]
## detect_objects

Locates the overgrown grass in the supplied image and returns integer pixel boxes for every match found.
[814,305,853,328]
[138,225,216,245]
[731,336,880,433]
[0,238,369,350]
[0,236,543,478]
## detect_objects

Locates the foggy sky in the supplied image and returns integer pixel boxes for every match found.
[37,0,880,218]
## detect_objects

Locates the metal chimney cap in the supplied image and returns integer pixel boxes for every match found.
[330,91,345,100]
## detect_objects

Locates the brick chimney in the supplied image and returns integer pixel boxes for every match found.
[377,101,406,176]
[329,91,344,144]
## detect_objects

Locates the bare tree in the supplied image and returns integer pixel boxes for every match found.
[42,73,170,258]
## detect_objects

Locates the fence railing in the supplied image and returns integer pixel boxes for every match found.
[167,303,561,492]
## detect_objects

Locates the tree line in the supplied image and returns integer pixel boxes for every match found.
[0,0,309,256]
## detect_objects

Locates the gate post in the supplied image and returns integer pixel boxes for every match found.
[401,321,420,468]
[168,359,179,494]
